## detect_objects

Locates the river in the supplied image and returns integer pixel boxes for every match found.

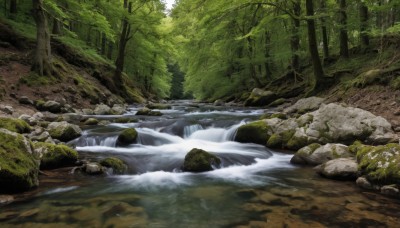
[1,100,399,227]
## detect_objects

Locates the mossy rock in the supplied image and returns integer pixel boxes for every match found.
[356,143,400,184]
[0,117,31,133]
[182,148,221,172]
[35,100,46,111]
[269,98,287,107]
[267,130,295,149]
[286,134,310,150]
[84,118,99,125]
[100,157,127,174]
[136,108,163,116]
[117,128,138,146]
[235,121,271,145]
[114,117,138,124]
[47,121,82,142]
[34,142,78,170]
[146,103,172,110]
[0,129,39,193]
[270,113,287,120]
[290,143,322,165]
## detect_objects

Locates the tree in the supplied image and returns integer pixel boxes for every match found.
[32,0,53,76]
[320,0,329,59]
[338,0,349,58]
[10,0,16,15]
[305,0,325,90]
[359,1,369,49]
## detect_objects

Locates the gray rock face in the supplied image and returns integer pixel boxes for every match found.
[19,96,34,105]
[213,99,224,106]
[82,109,94,115]
[0,105,14,114]
[291,143,351,165]
[111,104,127,115]
[284,97,325,114]
[94,104,112,115]
[47,121,82,142]
[43,101,63,113]
[315,158,358,180]
[84,163,105,175]
[356,177,375,190]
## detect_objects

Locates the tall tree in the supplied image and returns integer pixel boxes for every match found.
[291,0,301,72]
[338,0,349,58]
[320,0,329,59]
[9,0,16,15]
[359,1,369,49]
[306,0,325,90]
[32,0,53,76]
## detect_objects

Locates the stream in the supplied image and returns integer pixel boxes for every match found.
[1,100,400,227]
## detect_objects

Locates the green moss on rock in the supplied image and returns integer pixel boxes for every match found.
[0,129,39,193]
[114,117,138,124]
[47,122,82,142]
[100,157,127,174]
[286,134,309,150]
[356,143,400,184]
[117,128,138,145]
[235,121,271,145]
[183,148,221,172]
[84,118,99,125]
[34,142,78,170]
[0,117,31,133]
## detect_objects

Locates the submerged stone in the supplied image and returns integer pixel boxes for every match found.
[183,148,221,172]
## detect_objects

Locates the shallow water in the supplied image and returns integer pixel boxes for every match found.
[1,101,399,227]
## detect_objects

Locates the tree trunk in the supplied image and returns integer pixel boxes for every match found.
[359,2,369,49]
[107,41,113,59]
[32,0,53,76]
[115,0,132,91]
[306,0,325,90]
[338,0,349,58]
[291,0,301,72]
[320,0,329,59]
[10,0,17,14]
[52,18,62,35]
[101,33,106,56]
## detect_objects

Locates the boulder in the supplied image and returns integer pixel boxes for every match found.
[284,97,325,114]
[19,114,38,126]
[33,143,78,170]
[47,121,82,142]
[100,157,127,174]
[315,158,358,180]
[244,88,277,107]
[0,117,31,133]
[356,177,376,190]
[291,143,352,166]
[84,162,105,175]
[0,105,13,115]
[136,108,162,116]
[268,98,287,107]
[213,99,224,106]
[94,104,112,115]
[146,103,172,110]
[111,104,127,115]
[380,185,400,197]
[18,96,34,105]
[0,129,39,193]
[28,127,51,142]
[182,148,221,172]
[355,143,400,185]
[84,118,99,125]
[235,120,271,145]
[117,128,138,146]
[42,101,63,113]
[82,108,94,115]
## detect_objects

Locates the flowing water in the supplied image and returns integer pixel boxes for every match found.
[1,101,400,227]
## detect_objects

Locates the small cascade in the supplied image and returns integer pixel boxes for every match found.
[183,124,204,138]
[188,121,245,142]
[136,128,184,146]
[73,133,119,147]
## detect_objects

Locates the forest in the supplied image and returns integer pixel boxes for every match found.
[1,0,400,227]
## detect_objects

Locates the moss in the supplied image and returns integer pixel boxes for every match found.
[18,72,55,87]
[48,124,81,142]
[308,143,322,153]
[117,128,138,145]
[35,99,46,111]
[269,98,287,107]
[349,140,363,154]
[0,117,31,133]
[267,134,282,148]
[356,143,400,184]
[34,143,78,170]
[391,76,400,90]
[235,121,271,145]
[182,148,221,172]
[270,113,287,120]
[0,130,39,193]
[146,103,172,110]
[286,134,309,150]
[84,118,99,125]
[100,157,127,174]
[114,117,138,124]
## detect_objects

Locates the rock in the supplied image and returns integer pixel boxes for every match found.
[355,143,400,185]
[84,162,105,175]
[182,148,221,172]
[42,100,63,113]
[19,114,38,126]
[84,118,99,125]
[244,88,277,107]
[234,120,271,145]
[100,157,127,174]
[356,177,375,190]
[82,108,94,115]
[47,121,82,142]
[111,104,127,115]
[114,117,138,124]
[0,129,39,193]
[0,105,13,114]
[117,128,138,146]
[94,104,112,115]
[33,143,78,170]
[136,108,162,116]
[284,97,325,114]
[62,113,86,123]
[28,127,51,142]
[380,185,399,197]
[291,143,352,166]
[0,195,14,205]
[32,112,44,120]
[315,158,358,180]
[146,103,172,110]
[0,117,31,133]
[269,98,287,107]
[213,99,224,106]
[18,96,34,105]
[62,104,75,113]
